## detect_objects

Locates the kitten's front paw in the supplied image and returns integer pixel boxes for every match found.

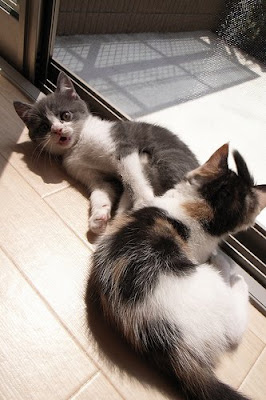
[89,207,111,235]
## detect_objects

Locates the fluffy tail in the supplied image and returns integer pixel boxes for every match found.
[179,374,250,400]
[138,321,251,400]
[161,350,251,400]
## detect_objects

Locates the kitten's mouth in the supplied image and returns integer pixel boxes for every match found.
[58,136,71,145]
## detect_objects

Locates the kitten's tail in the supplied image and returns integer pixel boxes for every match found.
[165,350,251,400]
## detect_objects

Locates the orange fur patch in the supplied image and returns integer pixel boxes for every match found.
[112,256,128,286]
[151,217,175,236]
[105,214,135,235]
[150,217,189,254]
[182,201,213,222]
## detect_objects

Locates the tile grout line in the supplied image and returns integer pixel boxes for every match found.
[0,150,56,201]
[248,329,266,347]
[43,195,95,252]
[248,306,266,344]
[0,244,126,400]
[67,371,100,400]
[0,244,95,359]
[42,184,72,199]
[238,344,266,390]
[0,150,95,252]
[67,370,125,400]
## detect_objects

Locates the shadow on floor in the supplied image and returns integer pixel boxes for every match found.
[54,31,259,118]
[12,141,66,185]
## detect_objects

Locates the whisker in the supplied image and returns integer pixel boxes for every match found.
[32,139,46,164]
[35,136,50,165]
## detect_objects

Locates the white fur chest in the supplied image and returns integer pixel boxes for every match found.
[62,116,118,180]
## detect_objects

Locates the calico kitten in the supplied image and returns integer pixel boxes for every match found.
[13,72,198,234]
[88,144,266,400]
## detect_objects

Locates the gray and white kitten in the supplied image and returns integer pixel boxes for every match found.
[89,144,266,400]
[13,72,198,234]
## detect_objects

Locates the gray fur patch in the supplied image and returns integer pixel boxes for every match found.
[111,121,199,195]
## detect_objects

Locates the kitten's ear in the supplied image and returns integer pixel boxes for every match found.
[191,143,229,179]
[255,185,266,211]
[204,143,229,171]
[56,72,80,100]
[233,150,254,185]
[13,101,32,126]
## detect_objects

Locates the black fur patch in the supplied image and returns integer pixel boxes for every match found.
[233,151,254,186]
[118,257,158,304]
[151,235,178,255]
[199,170,255,236]
[186,378,251,400]
[139,319,179,355]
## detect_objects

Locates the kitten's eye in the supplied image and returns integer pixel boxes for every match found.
[61,111,72,121]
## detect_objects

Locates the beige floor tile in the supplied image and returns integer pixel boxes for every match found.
[0,154,92,343]
[0,77,69,197]
[45,185,95,250]
[240,347,266,400]
[71,372,124,400]
[111,375,181,400]
[249,304,266,344]
[0,249,97,400]
[215,328,264,390]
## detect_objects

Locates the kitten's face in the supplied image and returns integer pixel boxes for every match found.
[179,144,266,236]
[14,72,89,155]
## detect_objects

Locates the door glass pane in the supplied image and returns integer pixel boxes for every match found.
[52,0,266,227]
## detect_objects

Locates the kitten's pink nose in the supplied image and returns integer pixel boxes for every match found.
[51,125,62,135]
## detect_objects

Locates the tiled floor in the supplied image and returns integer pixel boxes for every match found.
[0,72,266,400]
